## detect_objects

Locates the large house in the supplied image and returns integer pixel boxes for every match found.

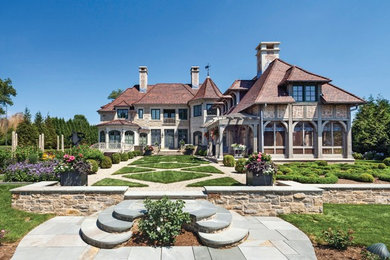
[97,41,365,162]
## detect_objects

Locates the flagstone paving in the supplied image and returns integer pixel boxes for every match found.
[12,215,316,260]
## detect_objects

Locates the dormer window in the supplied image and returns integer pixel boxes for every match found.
[117,109,128,119]
[292,85,317,102]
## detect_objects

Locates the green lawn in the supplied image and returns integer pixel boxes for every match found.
[112,167,155,175]
[130,155,209,165]
[124,170,210,184]
[276,160,390,184]
[0,185,54,243]
[0,175,4,181]
[187,177,242,187]
[182,166,224,174]
[280,204,390,246]
[92,178,148,187]
[141,162,201,169]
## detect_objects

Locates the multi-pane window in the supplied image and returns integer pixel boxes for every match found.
[138,109,144,119]
[178,109,188,120]
[206,104,217,115]
[292,85,317,102]
[323,122,344,155]
[293,122,315,154]
[193,105,202,117]
[151,109,160,120]
[264,122,286,155]
[151,129,161,145]
[139,133,147,145]
[125,131,134,144]
[117,109,128,119]
[178,129,188,144]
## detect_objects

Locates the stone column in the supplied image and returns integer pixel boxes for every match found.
[217,125,225,159]
[38,134,42,150]
[41,133,45,152]
[259,110,264,153]
[317,105,323,158]
[61,134,64,152]
[121,130,125,152]
[57,136,60,151]
[15,133,18,148]
[105,128,109,149]
[11,131,16,152]
[347,119,353,159]
[134,131,139,146]
[253,124,258,153]
[288,104,293,158]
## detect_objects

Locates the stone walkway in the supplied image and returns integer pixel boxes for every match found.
[88,156,246,190]
[12,216,316,260]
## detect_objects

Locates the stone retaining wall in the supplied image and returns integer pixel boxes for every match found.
[10,181,127,216]
[205,185,324,216]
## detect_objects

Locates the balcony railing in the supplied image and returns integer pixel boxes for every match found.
[163,118,176,125]
[91,142,134,152]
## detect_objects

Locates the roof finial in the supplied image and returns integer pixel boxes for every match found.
[205,63,211,77]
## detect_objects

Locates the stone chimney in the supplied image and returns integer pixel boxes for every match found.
[190,66,199,89]
[139,66,148,93]
[256,41,280,78]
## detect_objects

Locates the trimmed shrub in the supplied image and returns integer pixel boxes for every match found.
[317,160,328,166]
[276,173,338,184]
[120,153,129,161]
[128,151,134,159]
[235,158,247,173]
[134,150,142,156]
[223,155,235,167]
[383,157,390,166]
[278,166,293,174]
[87,159,99,174]
[322,228,354,250]
[111,153,121,164]
[377,163,386,169]
[100,156,112,169]
[360,173,375,182]
[352,152,363,160]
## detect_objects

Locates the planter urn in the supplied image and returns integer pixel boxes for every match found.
[246,171,273,186]
[60,171,88,186]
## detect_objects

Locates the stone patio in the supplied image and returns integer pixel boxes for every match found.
[11,215,316,260]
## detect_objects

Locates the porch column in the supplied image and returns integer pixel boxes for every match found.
[105,128,109,149]
[147,132,152,145]
[317,105,323,158]
[288,104,293,158]
[121,130,125,152]
[260,110,264,153]
[134,131,139,146]
[217,125,225,159]
[347,119,353,159]
[253,124,258,153]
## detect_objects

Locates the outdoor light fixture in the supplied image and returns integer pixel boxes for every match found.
[367,243,390,259]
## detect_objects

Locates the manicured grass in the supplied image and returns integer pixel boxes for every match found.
[276,160,390,184]
[280,204,390,246]
[131,155,209,165]
[182,166,224,174]
[187,177,242,187]
[124,171,210,184]
[0,175,4,181]
[0,185,54,243]
[113,167,155,175]
[144,162,201,169]
[92,178,148,187]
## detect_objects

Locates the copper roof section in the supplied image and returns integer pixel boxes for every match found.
[189,77,223,102]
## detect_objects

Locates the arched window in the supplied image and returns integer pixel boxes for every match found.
[139,133,147,146]
[264,122,286,154]
[99,131,105,143]
[109,130,121,143]
[293,122,315,154]
[125,131,134,144]
[323,122,344,155]
[193,131,202,145]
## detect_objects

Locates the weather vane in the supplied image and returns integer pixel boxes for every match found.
[205,63,211,77]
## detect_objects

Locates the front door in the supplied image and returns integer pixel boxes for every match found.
[164,129,174,149]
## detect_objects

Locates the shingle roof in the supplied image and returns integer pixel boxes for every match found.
[226,80,255,92]
[281,66,330,84]
[134,84,197,105]
[321,83,365,104]
[99,87,145,112]
[189,77,223,102]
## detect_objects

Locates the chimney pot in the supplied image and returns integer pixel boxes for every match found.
[139,66,148,93]
[256,42,280,78]
[191,66,199,89]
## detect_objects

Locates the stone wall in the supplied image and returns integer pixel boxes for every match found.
[11,182,127,216]
[205,185,323,216]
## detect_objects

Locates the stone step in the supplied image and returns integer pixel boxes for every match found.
[124,190,207,200]
[97,206,133,233]
[196,206,232,233]
[184,200,217,221]
[113,200,146,221]
[80,216,133,249]
[198,211,248,248]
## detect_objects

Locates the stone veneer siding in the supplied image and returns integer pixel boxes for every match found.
[10,181,127,216]
[205,185,324,216]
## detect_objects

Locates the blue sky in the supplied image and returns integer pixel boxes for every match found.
[1,0,389,124]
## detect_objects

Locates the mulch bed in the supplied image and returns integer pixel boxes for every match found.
[337,178,390,184]
[0,242,18,260]
[315,245,368,260]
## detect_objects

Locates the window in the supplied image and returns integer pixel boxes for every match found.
[206,104,217,115]
[99,131,105,143]
[117,109,128,119]
[125,131,134,144]
[178,109,188,120]
[151,129,161,145]
[193,105,202,117]
[292,85,317,102]
[323,122,344,155]
[163,109,175,118]
[138,109,144,119]
[139,133,147,145]
[293,122,315,154]
[151,109,160,120]
[264,122,286,155]
[178,129,188,144]
[193,131,202,145]
[109,130,121,143]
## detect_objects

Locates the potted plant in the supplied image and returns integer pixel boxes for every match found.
[144,145,154,156]
[231,143,246,158]
[57,154,90,186]
[184,144,195,155]
[245,152,276,186]
[179,139,186,150]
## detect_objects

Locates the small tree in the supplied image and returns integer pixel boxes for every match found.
[107,89,123,100]
[0,78,17,115]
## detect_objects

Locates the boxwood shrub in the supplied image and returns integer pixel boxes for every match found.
[235,158,247,173]
[100,156,112,169]
[121,153,129,161]
[383,157,390,166]
[87,159,99,174]
[223,155,235,167]
[111,153,121,164]
[128,151,135,159]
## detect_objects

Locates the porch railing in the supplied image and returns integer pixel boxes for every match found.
[91,142,134,151]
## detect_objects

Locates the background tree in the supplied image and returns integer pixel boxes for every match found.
[352,96,390,155]
[16,108,39,146]
[107,89,123,100]
[0,78,17,115]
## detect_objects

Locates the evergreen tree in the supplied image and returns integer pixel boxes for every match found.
[16,108,39,146]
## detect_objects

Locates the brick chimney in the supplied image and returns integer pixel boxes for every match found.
[139,66,148,93]
[190,66,199,89]
[256,42,280,78]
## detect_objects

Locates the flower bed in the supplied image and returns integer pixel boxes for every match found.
[4,161,60,182]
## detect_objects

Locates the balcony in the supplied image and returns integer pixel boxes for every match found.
[163,118,176,125]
